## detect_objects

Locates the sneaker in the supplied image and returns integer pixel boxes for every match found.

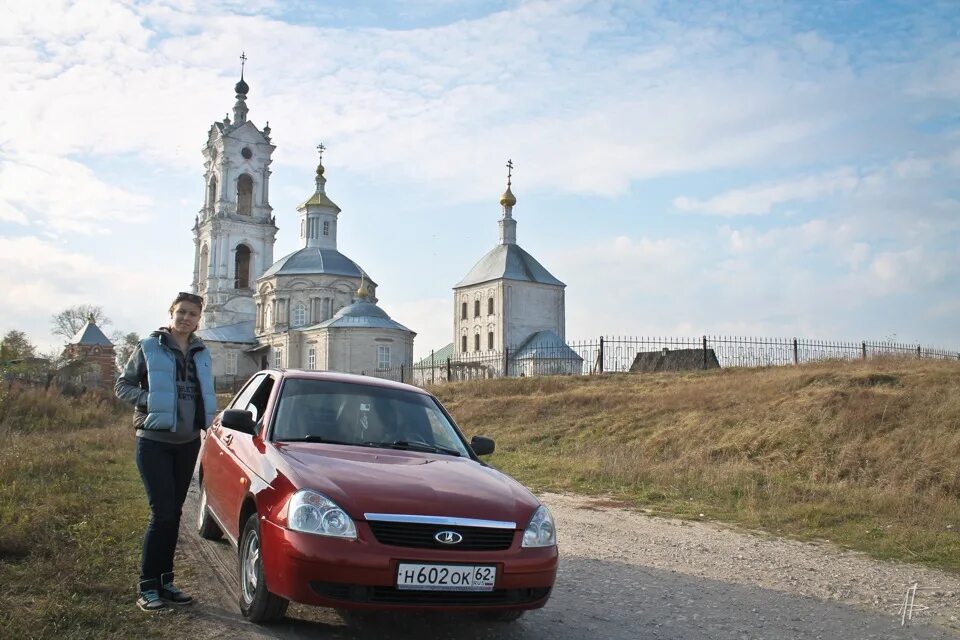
[137,579,166,612]
[159,571,193,606]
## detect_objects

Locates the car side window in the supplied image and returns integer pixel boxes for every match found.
[229,374,274,423]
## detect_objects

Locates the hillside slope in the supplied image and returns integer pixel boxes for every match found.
[433,358,960,571]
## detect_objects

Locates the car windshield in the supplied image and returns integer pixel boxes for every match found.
[271,379,470,457]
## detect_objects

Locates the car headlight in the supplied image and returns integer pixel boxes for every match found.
[287,489,357,539]
[521,505,557,547]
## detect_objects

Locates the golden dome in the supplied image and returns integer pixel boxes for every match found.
[500,186,516,207]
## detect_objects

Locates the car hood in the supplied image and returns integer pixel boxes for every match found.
[272,443,540,525]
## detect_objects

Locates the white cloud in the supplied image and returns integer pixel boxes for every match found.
[0,153,153,235]
[674,169,860,216]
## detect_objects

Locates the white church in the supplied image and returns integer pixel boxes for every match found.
[417,163,582,380]
[192,70,415,387]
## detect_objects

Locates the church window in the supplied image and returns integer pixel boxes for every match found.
[241,147,253,160]
[461,302,467,320]
[461,335,467,353]
[226,352,238,376]
[292,303,306,327]
[474,300,480,317]
[234,245,251,289]
[474,333,480,351]
[237,173,254,216]
[377,345,391,370]
[274,348,283,368]
[207,176,218,209]
[308,347,316,370]
[488,297,494,315]
[323,221,330,236]
[488,332,494,350]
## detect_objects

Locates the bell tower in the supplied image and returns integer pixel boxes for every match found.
[192,53,278,329]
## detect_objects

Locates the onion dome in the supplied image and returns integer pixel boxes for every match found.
[500,185,516,207]
[235,76,249,95]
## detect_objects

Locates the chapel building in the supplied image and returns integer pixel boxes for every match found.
[192,70,414,387]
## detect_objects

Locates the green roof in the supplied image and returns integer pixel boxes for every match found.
[415,343,454,367]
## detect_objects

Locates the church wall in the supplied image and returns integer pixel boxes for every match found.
[453,282,503,355]
[505,282,564,349]
[204,341,262,392]
[323,328,413,376]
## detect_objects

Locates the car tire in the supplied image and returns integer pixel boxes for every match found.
[239,513,289,623]
[482,609,525,622]
[196,482,223,541]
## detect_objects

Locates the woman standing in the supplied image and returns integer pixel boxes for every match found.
[115,292,217,611]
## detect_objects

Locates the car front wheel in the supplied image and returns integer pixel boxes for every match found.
[239,513,289,623]
[196,482,223,540]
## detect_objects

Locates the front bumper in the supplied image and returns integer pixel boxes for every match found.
[259,518,558,612]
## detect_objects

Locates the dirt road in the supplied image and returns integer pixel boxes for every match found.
[174,485,959,639]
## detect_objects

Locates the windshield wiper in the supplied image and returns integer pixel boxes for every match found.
[278,435,354,445]
[363,440,462,457]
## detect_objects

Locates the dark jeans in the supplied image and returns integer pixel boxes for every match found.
[135,436,201,584]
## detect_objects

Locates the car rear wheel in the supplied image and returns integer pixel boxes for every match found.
[196,482,223,540]
[239,513,289,623]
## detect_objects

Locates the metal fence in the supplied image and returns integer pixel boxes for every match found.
[411,336,960,386]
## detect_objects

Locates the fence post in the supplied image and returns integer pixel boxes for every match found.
[702,335,707,369]
[792,338,799,365]
[503,347,509,378]
[400,363,405,383]
[598,337,604,374]
[917,345,921,359]
[446,358,451,382]
[861,341,867,360]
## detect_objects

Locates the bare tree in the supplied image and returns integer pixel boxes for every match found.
[51,305,112,343]
[113,331,141,370]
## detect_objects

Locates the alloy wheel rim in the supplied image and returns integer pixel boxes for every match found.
[241,530,260,604]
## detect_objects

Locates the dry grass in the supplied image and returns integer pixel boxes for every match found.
[434,358,960,571]
[0,383,189,639]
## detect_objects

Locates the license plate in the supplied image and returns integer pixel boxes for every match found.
[396,563,497,591]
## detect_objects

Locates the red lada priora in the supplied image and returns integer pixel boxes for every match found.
[196,369,558,623]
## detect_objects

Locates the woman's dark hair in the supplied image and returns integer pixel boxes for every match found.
[169,291,204,313]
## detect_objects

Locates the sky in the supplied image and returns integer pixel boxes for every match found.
[2,0,958,360]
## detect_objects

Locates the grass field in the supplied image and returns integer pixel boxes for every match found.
[0,384,189,639]
[2,357,957,637]
[433,358,960,572]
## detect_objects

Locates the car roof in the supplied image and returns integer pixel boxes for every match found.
[264,369,431,396]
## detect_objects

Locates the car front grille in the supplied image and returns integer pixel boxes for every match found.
[310,582,551,606]
[366,521,516,551]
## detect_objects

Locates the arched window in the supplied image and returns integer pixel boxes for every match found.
[292,303,306,327]
[234,245,251,289]
[461,302,467,320]
[461,335,467,352]
[198,245,209,291]
[237,174,253,216]
[488,331,494,350]
[488,297,494,315]
[474,300,480,317]
[474,333,480,351]
[207,176,218,209]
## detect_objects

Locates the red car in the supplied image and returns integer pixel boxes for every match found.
[196,369,558,623]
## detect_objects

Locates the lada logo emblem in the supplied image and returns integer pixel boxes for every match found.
[434,530,463,544]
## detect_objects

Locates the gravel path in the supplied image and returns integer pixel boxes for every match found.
[174,487,960,639]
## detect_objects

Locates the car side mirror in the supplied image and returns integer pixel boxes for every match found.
[221,409,256,435]
[470,435,495,456]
